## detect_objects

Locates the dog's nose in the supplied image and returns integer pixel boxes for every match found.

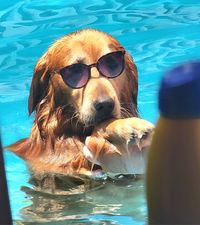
[94,99,115,115]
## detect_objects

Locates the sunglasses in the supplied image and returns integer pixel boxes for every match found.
[59,50,125,89]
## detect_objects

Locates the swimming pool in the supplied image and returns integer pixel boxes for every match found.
[0,0,200,224]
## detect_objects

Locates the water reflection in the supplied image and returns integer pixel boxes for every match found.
[16,176,146,224]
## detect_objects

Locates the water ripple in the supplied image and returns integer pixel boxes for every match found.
[1,0,200,223]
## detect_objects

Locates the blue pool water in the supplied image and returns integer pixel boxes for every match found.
[0,0,200,224]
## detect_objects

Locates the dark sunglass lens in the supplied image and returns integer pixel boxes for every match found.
[98,51,124,78]
[60,64,89,88]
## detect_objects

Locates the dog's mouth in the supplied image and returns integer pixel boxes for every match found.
[90,108,119,126]
[84,114,116,128]
[94,113,116,125]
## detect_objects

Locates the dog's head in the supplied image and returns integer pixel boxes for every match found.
[29,29,138,137]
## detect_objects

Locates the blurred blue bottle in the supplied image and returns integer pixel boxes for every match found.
[146,62,200,225]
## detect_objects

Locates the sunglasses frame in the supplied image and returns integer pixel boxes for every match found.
[59,50,126,89]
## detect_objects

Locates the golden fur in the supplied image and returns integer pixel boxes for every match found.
[8,29,141,179]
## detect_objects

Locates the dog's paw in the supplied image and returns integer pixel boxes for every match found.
[83,136,124,175]
[83,118,154,176]
[95,117,154,149]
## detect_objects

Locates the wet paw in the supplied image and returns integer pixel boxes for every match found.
[94,117,154,149]
[83,117,154,176]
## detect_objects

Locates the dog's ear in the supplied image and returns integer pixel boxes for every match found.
[28,53,51,115]
[123,53,138,116]
[126,53,138,105]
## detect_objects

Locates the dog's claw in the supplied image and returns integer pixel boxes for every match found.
[84,117,155,176]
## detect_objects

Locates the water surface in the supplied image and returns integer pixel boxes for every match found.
[0,0,200,224]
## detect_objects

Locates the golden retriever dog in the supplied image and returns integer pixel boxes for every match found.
[8,29,154,191]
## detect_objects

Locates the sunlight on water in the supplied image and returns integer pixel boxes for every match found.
[0,0,200,224]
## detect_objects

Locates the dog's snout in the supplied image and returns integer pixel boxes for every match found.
[94,99,115,115]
